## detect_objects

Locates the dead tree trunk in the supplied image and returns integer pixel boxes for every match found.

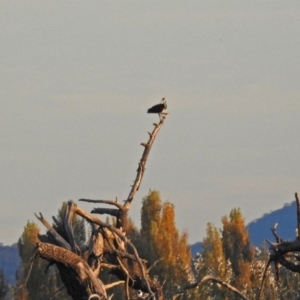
[34,115,168,300]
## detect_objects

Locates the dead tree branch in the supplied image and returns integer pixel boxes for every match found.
[172,275,250,300]
[296,192,300,240]
[79,199,124,210]
[258,258,272,300]
[270,223,282,243]
[34,114,168,300]
[263,192,300,294]
[73,202,157,298]
[79,116,168,233]
[36,242,107,300]
[124,115,168,209]
[35,213,71,250]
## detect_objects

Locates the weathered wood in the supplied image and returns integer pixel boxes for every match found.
[73,202,161,298]
[270,223,282,243]
[35,213,71,250]
[64,203,81,255]
[87,223,103,277]
[124,115,168,209]
[79,199,124,210]
[36,242,107,300]
[90,208,119,216]
[34,116,168,300]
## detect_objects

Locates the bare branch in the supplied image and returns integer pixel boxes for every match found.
[91,208,119,216]
[104,281,125,290]
[64,202,81,254]
[265,239,278,249]
[37,242,107,300]
[258,258,272,300]
[271,223,282,243]
[147,258,162,272]
[35,213,71,250]
[47,285,65,300]
[87,224,103,277]
[24,249,38,287]
[79,199,124,210]
[296,193,300,240]
[173,275,250,300]
[278,255,300,273]
[272,240,300,253]
[124,115,168,209]
[73,202,156,298]
[103,247,147,262]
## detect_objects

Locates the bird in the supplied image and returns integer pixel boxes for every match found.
[147,98,167,120]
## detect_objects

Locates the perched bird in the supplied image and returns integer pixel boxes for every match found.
[147,98,167,120]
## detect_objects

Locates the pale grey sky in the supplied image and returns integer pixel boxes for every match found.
[1,1,300,245]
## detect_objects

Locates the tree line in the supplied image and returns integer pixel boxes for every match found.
[0,190,296,299]
[2,113,300,299]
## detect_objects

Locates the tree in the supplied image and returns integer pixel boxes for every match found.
[196,222,228,299]
[201,222,226,279]
[192,209,272,300]
[23,107,300,300]
[0,268,8,300]
[139,190,162,267]
[139,191,192,298]
[29,114,173,300]
[221,208,254,291]
[16,221,66,300]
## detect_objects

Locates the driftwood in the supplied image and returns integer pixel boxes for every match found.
[34,115,168,300]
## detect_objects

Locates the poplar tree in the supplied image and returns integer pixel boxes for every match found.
[195,222,230,299]
[140,190,193,297]
[201,222,226,278]
[221,208,254,291]
[140,190,162,265]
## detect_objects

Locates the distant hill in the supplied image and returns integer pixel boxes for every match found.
[0,243,20,284]
[247,201,297,246]
[190,242,202,257]
[190,201,298,256]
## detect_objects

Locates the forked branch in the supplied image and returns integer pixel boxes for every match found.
[78,115,168,234]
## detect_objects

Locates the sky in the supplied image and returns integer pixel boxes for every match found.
[1,1,300,246]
